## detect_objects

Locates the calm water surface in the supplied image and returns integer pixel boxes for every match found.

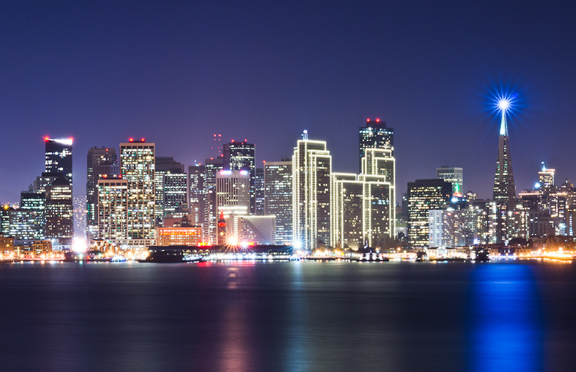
[0,260,575,372]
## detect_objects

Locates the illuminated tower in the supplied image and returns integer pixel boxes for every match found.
[292,131,332,250]
[223,140,256,214]
[120,138,155,247]
[358,118,393,172]
[492,97,517,209]
[264,160,293,245]
[45,175,74,245]
[86,147,118,239]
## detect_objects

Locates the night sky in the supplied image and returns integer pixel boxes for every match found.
[2,1,576,204]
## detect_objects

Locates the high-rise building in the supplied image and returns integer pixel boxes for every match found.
[407,179,452,249]
[254,167,265,216]
[44,137,73,185]
[264,160,293,245]
[492,101,517,209]
[292,133,331,250]
[203,157,225,243]
[188,164,205,228]
[97,177,129,244]
[216,170,250,218]
[120,138,155,247]
[538,162,555,190]
[223,140,256,214]
[358,118,393,171]
[437,166,463,197]
[332,148,395,250]
[155,157,187,223]
[86,147,118,239]
[45,175,74,245]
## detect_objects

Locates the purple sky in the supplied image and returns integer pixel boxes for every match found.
[1,1,576,204]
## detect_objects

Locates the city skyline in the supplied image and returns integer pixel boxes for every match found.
[2,2,576,204]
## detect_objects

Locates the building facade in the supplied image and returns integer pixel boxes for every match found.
[292,135,331,250]
[264,160,293,245]
[120,139,155,247]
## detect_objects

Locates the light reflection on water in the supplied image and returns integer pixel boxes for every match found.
[468,264,544,372]
[0,261,573,372]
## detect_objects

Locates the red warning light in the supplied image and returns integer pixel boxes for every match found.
[129,138,134,142]
[141,138,145,142]
[366,118,370,122]
[43,136,49,142]
[376,118,380,123]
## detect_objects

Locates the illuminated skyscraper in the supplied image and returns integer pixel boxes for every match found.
[44,137,73,185]
[437,166,463,197]
[216,170,250,216]
[264,160,293,245]
[492,98,517,209]
[332,148,395,249]
[155,157,187,223]
[358,118,393,171]
[407,179,452,249]
[203,157,225,243]
[86,147,118,238]
[45,175,74,245]
[188,164,205,228]
[223,140,256,214]
[120,138,155,247]
[97,177,128,244]
[292,132,331,250]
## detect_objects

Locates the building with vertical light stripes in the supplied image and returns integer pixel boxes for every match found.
[292,132,331,250]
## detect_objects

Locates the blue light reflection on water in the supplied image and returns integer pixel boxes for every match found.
[468,264,544,372]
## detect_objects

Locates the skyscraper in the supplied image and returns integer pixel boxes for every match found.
[203,156,225,243]
[223,140,256,214]
[97,177,128,244]
[358,118,393,171]
[188,164,205,228]
[86,147,118,239]
[492,99,517,209]
[437,166,463,197]
[292,132,331,250]
[407,179,452,249]
[45,175,74,244]
[120,138,155,247]
[332,148,395,250]
[155,157,187,224]
[264,160,293,245]
[44,137,73,185]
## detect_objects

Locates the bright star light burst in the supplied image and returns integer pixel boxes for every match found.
[491,89,518,116]
[489,87,520,136]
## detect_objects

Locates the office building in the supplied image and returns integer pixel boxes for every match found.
[437,166,463,197]
[155,157,187,223]
[45,176,74,245]
[358,118,393,171]
[492,103,517,209]
[264,160,293,245]
[223,140,256,214]
[407,179,452,249]
[120,138,155,247]
[332,148,395,249]
[86,147,118,239]
[44,137,73,185]
[292,133,331,250]
[97,177,129,244]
